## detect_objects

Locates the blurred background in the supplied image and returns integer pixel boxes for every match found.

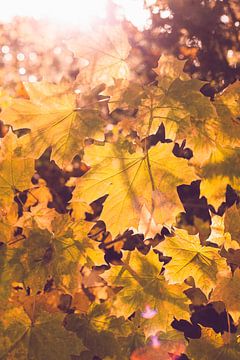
[0,0,239,97]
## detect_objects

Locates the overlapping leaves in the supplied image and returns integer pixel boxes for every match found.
[0,22,240,359]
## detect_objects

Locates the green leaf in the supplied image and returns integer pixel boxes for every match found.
[64,303,145,360]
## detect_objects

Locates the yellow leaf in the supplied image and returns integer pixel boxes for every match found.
[24,179,52,209]
[68,199,92,220]
[101,249,189,337]
[73,142,196,237]
[0,202,18,243]
[187,328,240,360]
[126,56,217,164]
[214,81,240,148]
[0,131,34,205]
[66,24,131,88]
[224,204,240,244]
[200,146,240,207]
[1,82,105,168]
[211,269,240,323]
[157,229,228,295]
[16,203,57,232]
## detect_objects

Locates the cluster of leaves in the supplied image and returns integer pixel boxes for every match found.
[1,17,240,360]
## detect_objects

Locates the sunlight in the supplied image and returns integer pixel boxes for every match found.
[0,0,152,31]
[114,0,152,30]
[0,0,108,29]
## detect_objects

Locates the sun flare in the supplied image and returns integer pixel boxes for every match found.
[0,0,108,29]
[0,0,154,31]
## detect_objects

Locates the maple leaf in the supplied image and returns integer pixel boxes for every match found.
[0,306,83,359]
[101,249,189,337]
[68,199,92,221]
[153,54,188,81]
[224,204,240,243]
[73,142,196,237]
[214,81,240,148]
[138,205,162,238]
[1,82,105,168]
[211,269,240,323]
[208,230,239,252]
[16,203,57,232]
[16,216,104,292]
[70,219,105,267]
[24,178,52,209]
[200,146,240,207]
[105,78,143,114]
[0,241,26,304]
[157,229,228,295]
[187,328,240,360]
[0,131,34,205]
[64,304,143,360]
[66,24,131,88]
[0,203,18,243]
[114,56,218,163]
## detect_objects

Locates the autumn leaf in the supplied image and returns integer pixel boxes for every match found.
[0,202,18,243]
[16,216,104,292]
[211,269,240,323]
[24,178,52,209]
[200,146,240,207]
[1,12,240,358]
[0,243,22,303]
[64,303,145,360]
[0,131,34,205]
[0,307,83,360]
[68,199,92,220]
[214,81,240,148]
[16,203,57,232]
[114,56,218,163]
[101,249,189,336]
[224,204,240,244]
[187,328,240,360]
[157,229,228,295]
[66,24,131,88]
[73,142,196,237]
[208,230,239,251]
[153,54,188,81]
[1,82,105,168]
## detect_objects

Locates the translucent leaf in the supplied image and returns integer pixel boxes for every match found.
[101,250,189,336]
[0,131,34,205]
[157,229,228,295]
[73,142,196,237]
[1,83,105,168]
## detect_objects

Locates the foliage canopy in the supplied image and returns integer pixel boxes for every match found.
[0,12,240,360]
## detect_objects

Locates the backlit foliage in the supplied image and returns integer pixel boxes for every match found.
[1,11,240,360]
